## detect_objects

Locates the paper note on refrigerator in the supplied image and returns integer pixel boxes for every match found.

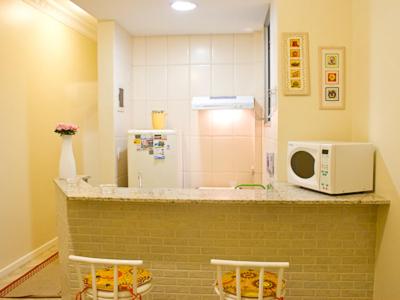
[134,133,168,159]
[153,139,165,159]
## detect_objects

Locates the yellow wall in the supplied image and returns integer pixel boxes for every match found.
[272,0,400,297]
[274,0,354,180]
[0,0,97,269]
[350,0,370,142]
[97,21,116,184]
[353,0,400,298]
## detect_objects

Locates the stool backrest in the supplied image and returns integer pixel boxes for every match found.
[210,259,289,300]
[69,255,144,300]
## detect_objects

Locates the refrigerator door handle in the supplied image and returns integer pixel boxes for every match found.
[138,172,143,188]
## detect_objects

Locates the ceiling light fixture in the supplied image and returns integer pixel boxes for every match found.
[171,1,197,11]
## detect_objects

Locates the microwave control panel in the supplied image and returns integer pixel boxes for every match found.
[320,148,331,192]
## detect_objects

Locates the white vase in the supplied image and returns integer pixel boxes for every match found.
[59,135,76,179]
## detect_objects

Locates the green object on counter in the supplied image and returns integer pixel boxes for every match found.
[266,183,273,191]
[235,184,266,190]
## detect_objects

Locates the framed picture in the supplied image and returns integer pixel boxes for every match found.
[320,47,345,109]
[282,32,310,96]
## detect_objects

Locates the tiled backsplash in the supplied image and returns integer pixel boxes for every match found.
[131,33,264,188]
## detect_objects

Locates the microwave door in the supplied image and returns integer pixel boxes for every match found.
[289,147,320,190]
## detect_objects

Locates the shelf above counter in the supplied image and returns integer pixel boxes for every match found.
[54,179,390,205]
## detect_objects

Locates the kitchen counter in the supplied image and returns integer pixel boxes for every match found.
[55,179,389,300]
[54,179,389,205]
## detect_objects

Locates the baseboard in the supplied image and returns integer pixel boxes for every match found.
[0,237,58,278]
[0,252,59,297]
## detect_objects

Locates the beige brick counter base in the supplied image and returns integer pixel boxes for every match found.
[55,180,389,300]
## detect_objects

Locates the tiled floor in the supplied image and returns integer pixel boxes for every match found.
[0,245,59,298]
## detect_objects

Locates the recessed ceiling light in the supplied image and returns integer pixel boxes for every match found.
[171,1,197,11]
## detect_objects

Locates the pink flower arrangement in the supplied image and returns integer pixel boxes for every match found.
[54,123,79,136]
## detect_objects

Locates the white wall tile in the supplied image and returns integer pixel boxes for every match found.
[187,136,212,172]
[211,65,234,96]
[146,100,167,112]
[210,109,234,136]
[167,36,189,65]
[235,34,255,64]
[190,65,211,96]
[167,100,190,134]
[130,32,264,187]
[132,37,146,66]
[212,137,236,172]
[254,172,262,183]
[234,64,255,95]
[211,35,234,64]
[132,66,146,100]
[190,110,213,136]
[190,35,211,64]
[212,172,238,187]
[255,136,263,173]
[132,101,147,129]
[187,172,213,188]
[236,172,255,185]
[184,136,212,172]
[146,66,167,100]
[233,137,255,172]
[167,65,189,100]
[146,36,167,65]
[233,110,255,137]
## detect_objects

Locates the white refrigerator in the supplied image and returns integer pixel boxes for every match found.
[127,129,182,188]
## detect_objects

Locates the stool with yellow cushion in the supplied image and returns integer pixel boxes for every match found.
[210,259,289,300]
[69,255,152,300]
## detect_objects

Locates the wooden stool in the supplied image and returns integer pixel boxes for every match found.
[210,259,289,300]
[69,255,152,300]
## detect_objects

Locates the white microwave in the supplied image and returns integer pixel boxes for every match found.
[287,141,374,194]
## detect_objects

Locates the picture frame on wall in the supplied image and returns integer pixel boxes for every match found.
[320,47,345,110]
[282,32,310,96]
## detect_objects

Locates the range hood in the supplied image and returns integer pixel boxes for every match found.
[192,96,254,110]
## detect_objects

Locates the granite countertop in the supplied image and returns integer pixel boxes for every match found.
[54,179,390,205]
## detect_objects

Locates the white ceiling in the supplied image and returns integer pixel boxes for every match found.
[71,0,270,36]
